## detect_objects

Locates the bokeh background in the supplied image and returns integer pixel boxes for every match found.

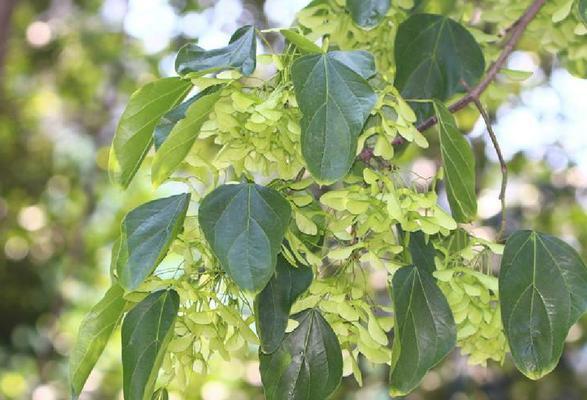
[1,0,587,399]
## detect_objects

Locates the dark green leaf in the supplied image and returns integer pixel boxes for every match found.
[327,50,377,80]
[278,29,322,53]
[122,290,179,400]
[255,255,313,353]
[259,309,342,400]
[109,77,192,188]
[151,86,223,185]
[499,230,587,379]
[395,14,485,120]
[69,284,126,399]
[198,183,292,292]
[390,265,456,396]
[117,193,190,291]
[291,51,377,182]
[175,25,256,77]
[444,228,470,253]
[346,0,391,28]
[408,231,436,274]
[579,0,587,25]
[433,100,477,222]
[152,85,220,149]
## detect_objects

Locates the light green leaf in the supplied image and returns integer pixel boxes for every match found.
[390,265,456,396]
[259,309,343,399]
[279,29,322,53]
[291,51,377,182]
[500,68,533,81]
[122,290,179,400]
[552,0,574,23]
[198,183,292,292]
[151,86,223,185]
[109,77,192,188]
[255,254,313,353]
[395,14,485,121]
[175,25,256,77]
[69,284,126,399]
[117,193,190,291]
[433,100,477,223]
[499,230,587,379]
[346,0,391,28]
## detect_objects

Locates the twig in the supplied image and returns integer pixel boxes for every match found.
[463,81,508,241]
[415,0,546,132]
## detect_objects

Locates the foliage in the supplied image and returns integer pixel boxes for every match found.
[64,0,587,399]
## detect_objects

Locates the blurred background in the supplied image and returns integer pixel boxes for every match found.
[1,0,587,399]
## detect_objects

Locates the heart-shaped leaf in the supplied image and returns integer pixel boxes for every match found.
[109,77,192,188]
[175,25,256,77]
[255,254,313,353]
[198,183,292,292]
[346,0,391,28]
[259,309,342,400]
[395,14,485,121]
[69,284,126,399]
[499,230,587,379]
[117,193,190,291]
[390,265,456,396]
[291,50,377,182]
[433,100,477,222]
[151,86,223,185]
[122,290,179,400]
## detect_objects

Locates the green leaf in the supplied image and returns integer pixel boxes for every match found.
[291,51,377,182]
[390,265,456,396]
[109,77,192,188]
[433,100,477,223]
[500,68,533,82]
[278,29,322,53]
[69,284,126,399]
[153,88,212,150]
[327,50,377,80]
[122,290,179,400]
[499,230,587,379]
[175,25,256,77]
[151,86,223,185]
[394,14,485,120]
[117,193,190,291]
[255,254,313,353]
[259,309,342,400]
[198,183,292,292]
[346,0,391,28]
[408,231,436,274]
[579,0,587,25]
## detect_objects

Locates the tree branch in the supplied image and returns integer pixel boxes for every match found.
[415,0,546,132]
[463,81,508,241]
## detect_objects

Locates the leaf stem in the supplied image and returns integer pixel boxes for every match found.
[463,81,508,241]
